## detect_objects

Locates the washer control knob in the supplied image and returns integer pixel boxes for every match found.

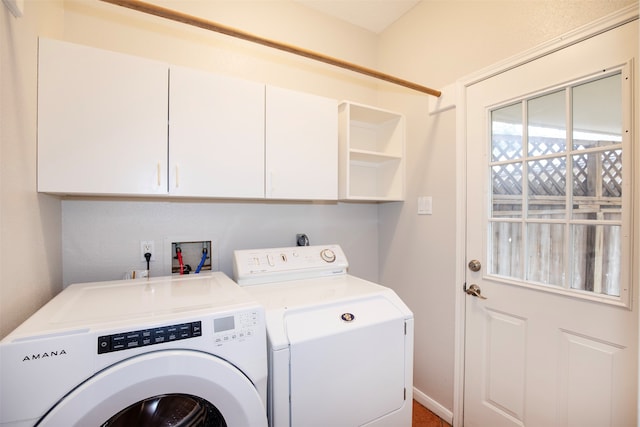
[320,248,336,263]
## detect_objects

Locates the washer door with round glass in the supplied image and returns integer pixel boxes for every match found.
[38,350,267,427]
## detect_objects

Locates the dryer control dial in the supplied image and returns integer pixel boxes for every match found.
[320,248,336,263]
[233,244,348,285]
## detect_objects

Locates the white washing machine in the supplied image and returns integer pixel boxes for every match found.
[0,272,268,427]
[233,245,414,427]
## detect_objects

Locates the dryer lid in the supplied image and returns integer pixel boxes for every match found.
[284,294,406,344]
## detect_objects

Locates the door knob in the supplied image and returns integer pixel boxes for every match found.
[468,259,482,272]
[465,284,487,299]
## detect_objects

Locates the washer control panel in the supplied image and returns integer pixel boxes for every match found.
[233,244,348,285]
[97,310,261,354]
[98,321,202,354]
[213,310,260,346]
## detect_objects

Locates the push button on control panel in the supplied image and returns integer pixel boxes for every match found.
[98,321,202,354]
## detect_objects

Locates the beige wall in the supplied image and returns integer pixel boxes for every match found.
[376,0,636,416]
[1,1,64,338]
[62,0,380,101]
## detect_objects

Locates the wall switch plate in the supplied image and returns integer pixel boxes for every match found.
[418,196,432,215]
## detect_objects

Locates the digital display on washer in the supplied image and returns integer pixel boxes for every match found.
[97,321,202,354]
[214,316,235,333]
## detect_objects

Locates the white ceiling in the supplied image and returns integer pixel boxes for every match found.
[294,0,421,34]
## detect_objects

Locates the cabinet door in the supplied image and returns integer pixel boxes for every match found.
[265,86,337,200]
[37,38,168,195]
[169,66,265,198]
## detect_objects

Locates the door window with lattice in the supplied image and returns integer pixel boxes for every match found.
[488,67,630,304]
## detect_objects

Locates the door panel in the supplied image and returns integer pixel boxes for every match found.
[464,20,638,427]
[557,331,624,427]
[483,309,526,422]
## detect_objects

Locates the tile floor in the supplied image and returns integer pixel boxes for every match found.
[412,400,451,427]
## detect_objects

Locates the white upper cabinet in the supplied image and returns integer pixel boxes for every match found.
[169,66,265,198]
[338,102,405,201]
[37,38,169,195]
[37,39,340,201]
[265,86,338,200]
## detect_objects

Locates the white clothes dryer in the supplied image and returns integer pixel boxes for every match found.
[0,273,268,427]
[233,245,414,427]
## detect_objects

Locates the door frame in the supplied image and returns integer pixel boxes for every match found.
[452,5,639,426]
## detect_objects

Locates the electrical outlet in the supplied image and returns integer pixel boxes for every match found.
[140,240,155,262]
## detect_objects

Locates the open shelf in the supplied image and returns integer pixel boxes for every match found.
[338,102,405,201]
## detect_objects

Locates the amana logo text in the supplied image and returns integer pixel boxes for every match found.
[22,349,67,361]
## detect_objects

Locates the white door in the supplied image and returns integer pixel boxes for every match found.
[169,66,265,198]
[464,21,637,427]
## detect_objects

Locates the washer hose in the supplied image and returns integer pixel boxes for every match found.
[195,248,208,274]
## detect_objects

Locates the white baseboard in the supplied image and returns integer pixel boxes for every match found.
[413,387,453,425]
